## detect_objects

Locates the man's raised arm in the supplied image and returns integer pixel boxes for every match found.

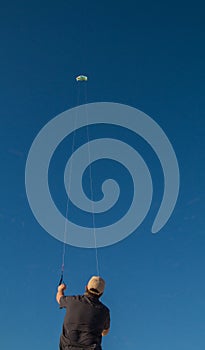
[56,284,66,304]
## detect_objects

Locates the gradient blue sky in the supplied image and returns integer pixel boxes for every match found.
[1,1,205,349]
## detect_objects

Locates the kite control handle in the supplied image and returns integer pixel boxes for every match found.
[58,270,65,286]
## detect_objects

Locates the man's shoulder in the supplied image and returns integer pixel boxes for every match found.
[60,294,83,303]
[93,298,110,314]
[67,294,84,301]
[100,301,110,313]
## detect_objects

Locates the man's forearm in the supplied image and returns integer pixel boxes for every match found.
[56,290,64,304]
[56,283,66,304]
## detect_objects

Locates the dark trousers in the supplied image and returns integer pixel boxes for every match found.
[61,347,98,350]
[59,342,101,350]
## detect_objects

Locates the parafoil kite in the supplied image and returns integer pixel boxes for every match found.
[76,75,88,82]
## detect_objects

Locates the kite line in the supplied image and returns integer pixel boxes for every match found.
[58,75,100,285]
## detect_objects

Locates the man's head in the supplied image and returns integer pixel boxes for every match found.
[86,276,105,298]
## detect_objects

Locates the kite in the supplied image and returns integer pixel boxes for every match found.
[76,75,88,82]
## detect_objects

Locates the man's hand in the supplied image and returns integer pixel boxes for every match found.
[102,328,110,336]
[58,283,66,292]
[56,283,67,304]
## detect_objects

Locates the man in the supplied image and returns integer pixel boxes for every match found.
[56,276,110,350]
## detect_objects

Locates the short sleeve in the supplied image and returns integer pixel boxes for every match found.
[104,309,110,330]
[59,295,71,309]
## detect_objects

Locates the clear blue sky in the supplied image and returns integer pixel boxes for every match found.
[1,1,205,349]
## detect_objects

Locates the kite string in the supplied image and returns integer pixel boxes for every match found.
[60,79,100,282]
[84,84,100,276]
[59,85,80,284]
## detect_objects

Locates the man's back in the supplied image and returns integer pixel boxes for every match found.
[59,294,110,349]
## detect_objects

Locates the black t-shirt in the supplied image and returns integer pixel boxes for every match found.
[60,294,110,347]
